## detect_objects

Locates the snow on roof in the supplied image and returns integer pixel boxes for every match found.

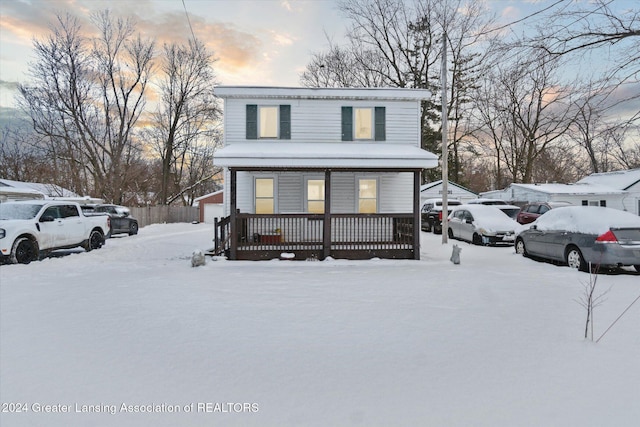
[194,189,223,202]
[420,180,478,195]
[576,168,640,190]
[511,182,626,195]
[213,142,438,169]
[214,86,431,101]
[0,179,80,198]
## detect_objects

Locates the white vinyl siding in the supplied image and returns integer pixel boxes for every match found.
[225,171,412,215]
[223,98,420,145]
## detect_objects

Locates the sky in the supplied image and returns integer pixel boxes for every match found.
[0,0,559,110]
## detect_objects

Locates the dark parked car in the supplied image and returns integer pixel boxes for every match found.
[84,204,138,236]
[421,198,462,234]
[515,206,640,272]
[516,201,572,224]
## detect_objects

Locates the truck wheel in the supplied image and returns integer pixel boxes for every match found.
[85,230,104,251]
[128,222,138,236]
[10,237,39,264]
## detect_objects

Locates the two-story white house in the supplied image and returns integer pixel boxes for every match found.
[212,86,438,260]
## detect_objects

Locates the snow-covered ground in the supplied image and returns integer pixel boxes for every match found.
[1,223,639,427]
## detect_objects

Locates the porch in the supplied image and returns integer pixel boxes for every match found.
[214,212,416,260]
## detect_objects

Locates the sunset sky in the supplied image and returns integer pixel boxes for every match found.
[0,0,637,116]
[0,0,549,107]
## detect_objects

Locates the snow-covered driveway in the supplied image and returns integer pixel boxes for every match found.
[1,223,639,426]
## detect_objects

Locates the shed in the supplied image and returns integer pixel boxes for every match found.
[420,180,478,203]
[194,190,224,223]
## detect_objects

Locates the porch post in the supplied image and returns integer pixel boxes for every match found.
[323,169,332,260]
[229,168,237,260]
[413,168,421,260]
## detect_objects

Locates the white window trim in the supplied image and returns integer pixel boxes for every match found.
[254,176,277,214]
[304,176,325,214]
[356,176,379,213]
[354,107,374,141]
[258,105,279,139]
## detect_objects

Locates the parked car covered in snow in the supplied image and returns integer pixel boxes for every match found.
[83,204,138,236]
[515,206,640,272]
[447,204,519,246]
[0,200,110,264]
[516,201,572,224]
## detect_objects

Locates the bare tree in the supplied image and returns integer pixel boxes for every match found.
[302,0,494,184]
[17,11,154,203]
[147,39,221,205]
[474,49,578,184]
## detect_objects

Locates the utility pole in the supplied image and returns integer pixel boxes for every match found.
[441,28,449,244]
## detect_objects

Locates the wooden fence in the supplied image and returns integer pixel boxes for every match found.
[129,206,199,228]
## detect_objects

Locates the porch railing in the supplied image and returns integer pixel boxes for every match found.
[215,212,416,260]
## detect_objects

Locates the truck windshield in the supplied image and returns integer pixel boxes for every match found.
[0,203,44,220]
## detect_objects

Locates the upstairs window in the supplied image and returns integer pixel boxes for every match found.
[342,106,385,141]
[246,105,291,140]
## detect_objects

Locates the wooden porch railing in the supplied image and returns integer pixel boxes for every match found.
[214,213,416,260]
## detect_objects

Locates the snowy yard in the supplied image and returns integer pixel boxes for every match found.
[1,223,639,427]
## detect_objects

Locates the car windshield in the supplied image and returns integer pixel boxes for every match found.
[0,203,44,220]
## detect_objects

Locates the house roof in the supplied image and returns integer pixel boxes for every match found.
[194,190,223,202]
[213,142,438,169]
[420,180,478,195]
[214,86,432,101]
[576,168,640,191]
[0,179,80,198]
[511,183,626,195]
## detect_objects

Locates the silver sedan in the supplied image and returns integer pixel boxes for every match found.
[515,206,640,272]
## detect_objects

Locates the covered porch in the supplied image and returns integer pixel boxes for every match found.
[213,142,437,260]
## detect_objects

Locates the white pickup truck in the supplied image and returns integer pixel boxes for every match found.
[0,200,111,264]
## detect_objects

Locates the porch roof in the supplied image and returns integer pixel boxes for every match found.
[213,142,438,169]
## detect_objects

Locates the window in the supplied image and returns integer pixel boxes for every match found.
[358,178,377,213]
[307,179,325,214]
[259,106,278,138]
[255,178,274,214]
[246,105,290,139]
[342,106,385,141]
[354,108,373,139]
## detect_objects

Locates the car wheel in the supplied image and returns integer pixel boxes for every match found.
[566,246,588,272]
[10,237,39,264]
[85,230,104,251]
[515,238,527,256]
[448,228,454,239]
[129,222,138,236]
[472,233,483,246]
[634,265,640,273]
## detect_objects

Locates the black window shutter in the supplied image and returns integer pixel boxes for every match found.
[246,104,257,139]
[342,106,353,141]
[582,200,588,206]
[375,106,386,141]
[279,105,291,139]
[600,200,606,207]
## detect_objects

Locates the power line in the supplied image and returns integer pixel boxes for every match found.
[181,0,197,42]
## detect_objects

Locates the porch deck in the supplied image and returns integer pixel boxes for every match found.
[214,213,416,260]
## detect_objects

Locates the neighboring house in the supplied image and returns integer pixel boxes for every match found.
[576,168,640,215]
[194,190,224,223]
[212,86,438,260]
[420,180,478,203]
[480,182,632,213]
